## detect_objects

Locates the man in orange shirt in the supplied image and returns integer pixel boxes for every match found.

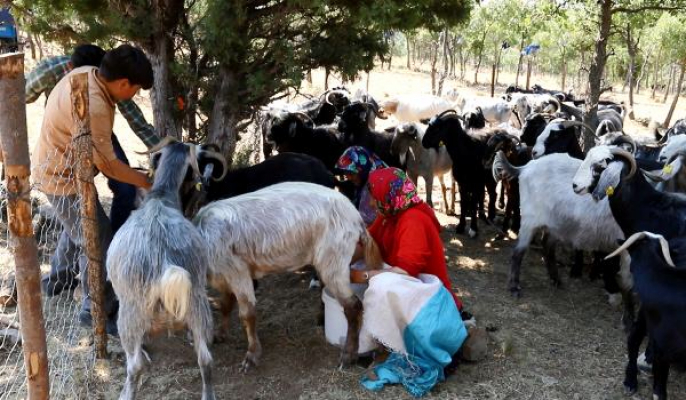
[32,45,153,334]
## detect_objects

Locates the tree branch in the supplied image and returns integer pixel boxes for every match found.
[613,5,686,14]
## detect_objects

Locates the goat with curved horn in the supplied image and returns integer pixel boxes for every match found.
[605,231,675,267]
[609,147,638,180]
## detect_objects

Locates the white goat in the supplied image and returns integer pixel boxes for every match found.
[108,141,216,400]
[193,182,383,372]
[493,152,628,299]
[390,122,455,213]
[463,97,514,126]
[379,94,455,122]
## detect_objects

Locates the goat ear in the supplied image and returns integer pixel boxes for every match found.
[591,161,623,201]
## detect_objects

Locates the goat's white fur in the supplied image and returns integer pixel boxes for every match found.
[150,265,192,321]
[380,94,455,122]
[392,122,453,210]
[463,97,513,125]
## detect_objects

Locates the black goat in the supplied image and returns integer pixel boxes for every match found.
[532,84,572,102]
[203,153,335,202]
[422,110,493,237]
[484,132,530,234]
[338,102,401,167]
[606,232,686,400]
[267,113,346,170]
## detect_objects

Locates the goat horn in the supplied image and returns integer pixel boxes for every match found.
[293,111,315,126]
[667,150,686,164]
[609,147,638,181]
[558,120,595,136]
[199,149,228,181]
[137,136,180,155]
[435,109,459,119]
[188,143,201,182]
[605,232,675,267]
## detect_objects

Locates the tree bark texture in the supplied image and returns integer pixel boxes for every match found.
[664,64,675,103]
[207,68,240,164]
[437,29,449,97]
[149,34,182,139]
[515,36,525,87]
[651,47,662,99]
[0,52,50,400]
[583,0,613,153]
[70,72,108,360]
[664,61,685,128]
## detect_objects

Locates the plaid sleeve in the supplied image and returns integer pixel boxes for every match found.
[25,56,71,104]
[116,100,160,148]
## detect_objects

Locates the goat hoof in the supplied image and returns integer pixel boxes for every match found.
[468,228,478,239]
[338,352,358,369]
[623,381,638,395]
[213,332,229,344]
[509,287,522,298]
[551,279,563,289]
[239,354,258,373]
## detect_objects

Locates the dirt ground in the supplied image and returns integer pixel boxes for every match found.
[3,63,686,399]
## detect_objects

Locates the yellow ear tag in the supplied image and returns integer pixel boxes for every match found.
[195,182,202,191]
[439,140,445,147]
[663,164,673,175]
[605,185,614,197]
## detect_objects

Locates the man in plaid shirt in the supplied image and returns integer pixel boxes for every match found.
[26,44,161,300]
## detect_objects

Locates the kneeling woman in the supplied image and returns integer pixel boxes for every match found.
[351,167,467,396]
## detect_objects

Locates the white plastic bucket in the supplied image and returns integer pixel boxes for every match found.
[322,287,376,354]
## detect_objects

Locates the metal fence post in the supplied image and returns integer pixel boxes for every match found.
[0,52,50,400]
[70,72,108,359]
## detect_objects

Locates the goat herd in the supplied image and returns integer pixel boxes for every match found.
[109,84,686,399]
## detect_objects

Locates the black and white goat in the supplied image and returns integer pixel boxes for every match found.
[107,140,216,400]
[390,122,454,212]
[606,232,686,400]
[193,182,384,371]
[493,151,627,299]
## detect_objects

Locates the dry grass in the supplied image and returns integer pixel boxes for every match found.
[2,63,686,399]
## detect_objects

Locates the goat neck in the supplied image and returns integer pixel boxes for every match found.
[148,144,195,209]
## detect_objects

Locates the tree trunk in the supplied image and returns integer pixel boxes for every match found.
[70,72,108,360]
[458,45,465,81]
[651,47,662,99]
[474,48,483,85]
[26,33,36,60]
[305,69,312,85]
[525,56,533,90]
[437,28,449,96]
[324,67,330,90]
[149,34,182,139]
[406,33,411,69]
[561,45,567,91]
[515,36,525,87]
[430,40,439,94]
[387,52,392,70]
[625,25,637,120]
[0,53,50,400]
[35,34,43,60]
[207,68,240,164]
[664,61,685,128]
[636,51,650,95]
[583,0,613,153]
[664,64,675,103]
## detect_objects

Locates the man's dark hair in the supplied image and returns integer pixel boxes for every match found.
[99,44,153,90]
[70,44,106,68]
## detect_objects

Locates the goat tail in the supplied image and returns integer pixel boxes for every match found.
[158,265,192,321]
[492,150,520,183]
[360,228,384,271]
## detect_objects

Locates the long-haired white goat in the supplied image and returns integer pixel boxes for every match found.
[193,182,383,371]
[108,140,219,400]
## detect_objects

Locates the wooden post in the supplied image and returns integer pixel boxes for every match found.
[0,52,50,400]
[70,72,108,359]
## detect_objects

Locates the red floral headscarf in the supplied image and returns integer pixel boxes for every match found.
[367,167,422,216]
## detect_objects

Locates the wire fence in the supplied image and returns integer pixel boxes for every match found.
[0,146,97,399]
